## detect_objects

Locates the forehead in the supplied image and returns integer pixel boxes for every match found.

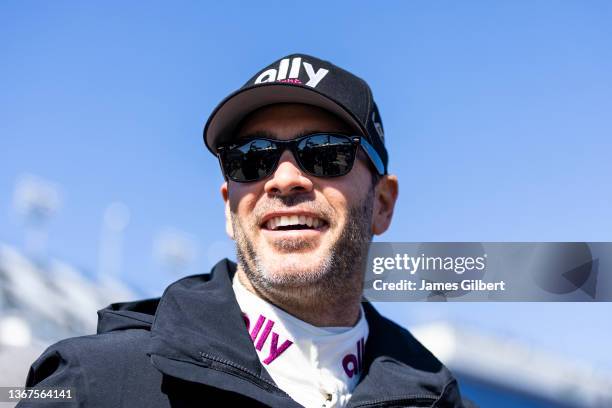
[236,103,355,140]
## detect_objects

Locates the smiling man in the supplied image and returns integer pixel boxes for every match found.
[20,54,471,408]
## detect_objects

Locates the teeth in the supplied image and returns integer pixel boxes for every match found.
[265,215,325,230]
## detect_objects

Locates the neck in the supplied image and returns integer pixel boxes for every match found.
[235,266,363,327]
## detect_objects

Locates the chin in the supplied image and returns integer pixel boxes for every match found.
[257,248,332,286]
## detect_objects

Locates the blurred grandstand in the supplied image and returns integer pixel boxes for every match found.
[411,322,612,408]
[1,175,138,392]
[0,243,136,387]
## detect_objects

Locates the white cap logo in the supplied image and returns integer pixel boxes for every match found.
[254,57,329,88]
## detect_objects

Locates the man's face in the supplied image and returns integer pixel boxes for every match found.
[221,103,394,292]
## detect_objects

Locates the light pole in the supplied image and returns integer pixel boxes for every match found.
[12,174,62,260]
[153,229,197,276]
[97,202,131,281]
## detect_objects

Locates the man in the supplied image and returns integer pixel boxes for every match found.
[20,54,472,407]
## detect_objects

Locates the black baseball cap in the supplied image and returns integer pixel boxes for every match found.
[203,53,388,174]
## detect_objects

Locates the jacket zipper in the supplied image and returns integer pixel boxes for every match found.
[348,395,439,408]
[202,353,440,408]
[199,352,291,396]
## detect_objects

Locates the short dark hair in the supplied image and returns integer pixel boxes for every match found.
[370,170,381,189]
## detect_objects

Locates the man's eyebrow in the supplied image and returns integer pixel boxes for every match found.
[238,129,332,140]
[238,130,276,140]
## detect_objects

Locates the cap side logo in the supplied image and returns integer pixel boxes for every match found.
[254,57,329,88]
[372,111,385,142]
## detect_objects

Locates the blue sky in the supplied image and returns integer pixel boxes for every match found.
[1,1,611,373]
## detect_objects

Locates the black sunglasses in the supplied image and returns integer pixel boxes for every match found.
[216,133,385,183]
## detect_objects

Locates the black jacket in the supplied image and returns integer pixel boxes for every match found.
[20,259,472,407]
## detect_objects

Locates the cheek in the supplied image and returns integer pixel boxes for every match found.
[318,168,372,228]
[319,186,352,229]
[228,183,260,223]
[320,187,349,211]
[321,165,370,209]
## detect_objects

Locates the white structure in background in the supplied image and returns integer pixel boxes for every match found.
[411,321,612,408]
[153,229,197,275]
[96,202,135,305]
[97,202,131,281]
[0,243,136,344]
[12,174,62,257]
[0,242,137,389]
[1,175,138,390]
[0,316,32,347]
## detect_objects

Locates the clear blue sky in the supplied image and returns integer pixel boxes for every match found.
[1,1,611,372]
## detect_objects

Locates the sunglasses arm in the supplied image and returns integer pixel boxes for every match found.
[356,137,386,175]
[215,147,230,182]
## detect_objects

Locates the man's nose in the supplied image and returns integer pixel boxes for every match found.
[264,150,314,196]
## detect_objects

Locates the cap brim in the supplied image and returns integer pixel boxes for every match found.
[203,83,366,154]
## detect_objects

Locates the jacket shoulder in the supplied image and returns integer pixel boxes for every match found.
[22,329,162,407]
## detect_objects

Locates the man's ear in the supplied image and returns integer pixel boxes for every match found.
[220,182,234,240]
[371,174,399,235]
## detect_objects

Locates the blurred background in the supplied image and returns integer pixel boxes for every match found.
[1,1,611,407]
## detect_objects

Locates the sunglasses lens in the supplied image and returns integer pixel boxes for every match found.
[296,134,356,177]
[221,139,279,182]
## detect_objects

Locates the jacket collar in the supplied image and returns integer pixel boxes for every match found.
[100,259,464,407]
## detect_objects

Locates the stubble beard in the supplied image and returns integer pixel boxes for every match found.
[232,190,374,306]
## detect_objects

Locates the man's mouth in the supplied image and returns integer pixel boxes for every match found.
[261,214,329,232]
